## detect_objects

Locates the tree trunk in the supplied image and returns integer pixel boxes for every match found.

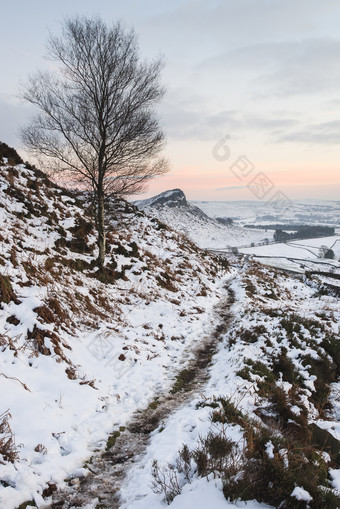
[97,189,106,270]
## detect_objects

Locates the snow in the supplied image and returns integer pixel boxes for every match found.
[1,162,340,508]
[135,201,270,250]
[265,441,274,459]
[240,237,340,261]
[290,486,313,502]
[0,161,228,508]
[190,199,340,228]
[122,477,274,509]
[330,469,340,490]
[119,260,340,508]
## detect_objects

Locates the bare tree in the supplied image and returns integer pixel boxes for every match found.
[20,16,168,269]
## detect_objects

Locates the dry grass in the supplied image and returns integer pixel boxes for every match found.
[0,409,20,464]
[0,275,17,304]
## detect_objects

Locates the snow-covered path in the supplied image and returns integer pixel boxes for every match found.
[47,285,235,509]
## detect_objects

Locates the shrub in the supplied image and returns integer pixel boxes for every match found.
[67,216,94,253]
[114,242,132,257]
[223,426,339,509]
[0,409,19,464]
[0,142,23,165]
[321,335,340,377]
[0,275,16,304]
[151,459,181,504]
[151,397,340,509]
[129,241,139,258]
[192,431,234,477]
[156,271,177,292]
[210,397,247,427]
[176,444,192,482]
[16,502,36,509]
[301,353,335,415]
[272,349,300,384]
[324,249,335,260]
[106,430,121,450]
[27,326,52,356]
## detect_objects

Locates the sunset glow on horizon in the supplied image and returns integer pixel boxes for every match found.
[1,1,340,202]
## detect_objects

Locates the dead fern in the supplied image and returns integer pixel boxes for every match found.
[0,409,20,464]
[151,459,181,504]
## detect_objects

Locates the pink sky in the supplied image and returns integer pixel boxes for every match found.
[138,163,340,201]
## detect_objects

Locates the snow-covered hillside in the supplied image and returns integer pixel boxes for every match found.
[0,147,228,509]
[135,190,269,249]
[1,146,340,509]
[120,260,340,509]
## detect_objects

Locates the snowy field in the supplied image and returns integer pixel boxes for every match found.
[240,236,340,259]
[237,236,340,274]
[191,199,340,228]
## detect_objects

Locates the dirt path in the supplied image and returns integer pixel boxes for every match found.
[48,285,235,509]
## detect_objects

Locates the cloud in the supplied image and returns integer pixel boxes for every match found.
[253,39,340,97]
[276,120,340,144]
[198,38,340,98]
[214,185,247,191]
[144,0,340,58]
[160,87,298,141]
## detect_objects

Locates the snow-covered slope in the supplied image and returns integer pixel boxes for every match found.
[2,145,340,509]
[120,260,340,509]
[135,190,269,249]
[0,147,229,509]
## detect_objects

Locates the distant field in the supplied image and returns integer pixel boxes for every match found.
[238,235,340,275]
[191,199,340,228]
[240,235,340,259]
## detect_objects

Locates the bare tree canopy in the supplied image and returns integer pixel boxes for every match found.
[21,16,168,268]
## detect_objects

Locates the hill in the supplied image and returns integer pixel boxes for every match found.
[135,189,269,249]
[1,147,340,509]
[0,147,228,509]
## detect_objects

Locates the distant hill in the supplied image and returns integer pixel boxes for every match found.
[135,188,189,208]
[135,189,270,249]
